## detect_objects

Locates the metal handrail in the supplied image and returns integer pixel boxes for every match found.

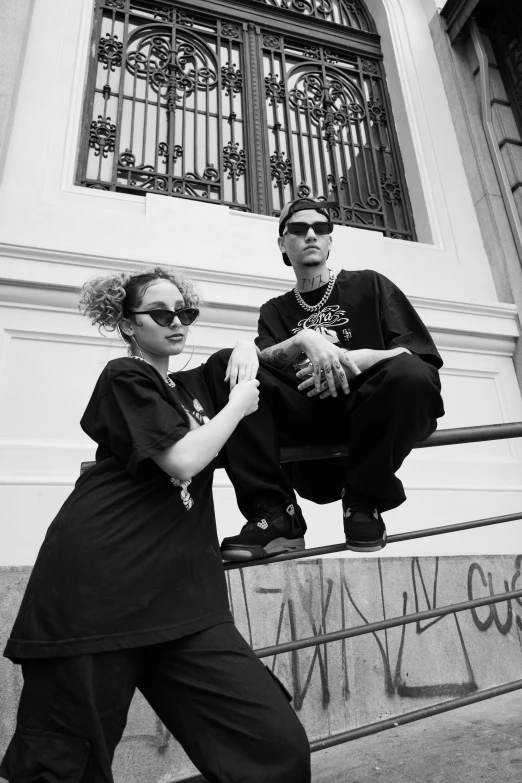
[224,510,522,571]
[309,678,522,750]
[171,421,522,783]
[255,587,522,659]
[79,422,522,474]
[177,680,522,783]
[179,677,522,783]
[280,421,522,463]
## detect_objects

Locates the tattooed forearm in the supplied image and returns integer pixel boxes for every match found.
[299,271,329,291]
[259,347,290,368]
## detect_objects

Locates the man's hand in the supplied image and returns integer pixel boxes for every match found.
[297,347,411,399]
[296,329,361,397]
[225,340,260,389]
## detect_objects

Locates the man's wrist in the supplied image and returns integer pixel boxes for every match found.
[294,330,308,349]
[295,328,319,350]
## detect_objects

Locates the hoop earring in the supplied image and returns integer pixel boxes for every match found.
[176,329,195,372]
[131,336,146,361]
[117,324,133,358]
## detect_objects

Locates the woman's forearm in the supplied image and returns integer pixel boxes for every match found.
[152,402,244,481]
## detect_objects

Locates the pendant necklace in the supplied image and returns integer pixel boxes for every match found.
[294,269,336,312]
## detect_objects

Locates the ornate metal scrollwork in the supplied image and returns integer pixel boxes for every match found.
[89,116,116,157]
[202,165,219,181]
[157,143,168,163]
[153,7,194,25]
[303,46,338,63]
[118,148,136,167]
[265,73,285,104]
[261,0,372,29]
[129,171,167,190]
[368,99,387,125]
[380,173,402,205]
[289,70,365,146]
[361,60,378,74]
[80,0,413,237]
[98,33,123,71]
[126,36,218,105]
[221,24,240,39]
[157,143,183,163]
[263,34,280,49]
[270,151,293,185]
[327,179,382,224]
[316,0,334,18]
[223,141,246,180]
[222,62,243,96]
[343,0,362,12]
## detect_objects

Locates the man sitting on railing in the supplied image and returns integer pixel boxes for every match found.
[205,198,445,561]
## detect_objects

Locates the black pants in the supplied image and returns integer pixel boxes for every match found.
[204,351,444,514]
[0,623,310,783]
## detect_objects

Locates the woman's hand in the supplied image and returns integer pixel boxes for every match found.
[225,340,260,389]
[296,329,361,397]
[153,379,260,480]
[228,379,260,417]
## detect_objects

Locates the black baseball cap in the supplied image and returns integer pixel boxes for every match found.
[278,198,338,236]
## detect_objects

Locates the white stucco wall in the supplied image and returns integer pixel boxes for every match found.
[0,0,521,566]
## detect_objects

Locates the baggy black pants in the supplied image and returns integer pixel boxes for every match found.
[0,623,310,783]
[204,350,444,514]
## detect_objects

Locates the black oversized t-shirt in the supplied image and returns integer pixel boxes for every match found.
[4,358,231,662]
[256,269,442,369]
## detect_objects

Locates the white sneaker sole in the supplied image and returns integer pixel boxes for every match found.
[221,537,306,562]
[345,533,387,553]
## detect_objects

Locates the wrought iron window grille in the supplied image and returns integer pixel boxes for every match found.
[77,0,416,240]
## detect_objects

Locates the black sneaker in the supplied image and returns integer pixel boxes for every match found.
[342,489,387,552]
[220,502,306,562]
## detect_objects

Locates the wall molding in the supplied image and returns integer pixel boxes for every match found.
[0,241,291,293]
[0,239,518,316]
[0,240,519,357]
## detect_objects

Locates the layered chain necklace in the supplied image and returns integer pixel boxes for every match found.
[294,269,336,312]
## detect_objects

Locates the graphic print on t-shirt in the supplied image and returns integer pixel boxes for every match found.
[169,396,209,511]
[171,477,194,511]
[291,304,352,345]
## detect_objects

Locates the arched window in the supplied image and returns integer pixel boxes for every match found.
[77,0,416,240]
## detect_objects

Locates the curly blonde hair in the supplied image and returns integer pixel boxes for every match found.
[79,267,201,337]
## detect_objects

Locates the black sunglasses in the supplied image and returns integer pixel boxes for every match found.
[130,307,200,327]
[285,221,333,236]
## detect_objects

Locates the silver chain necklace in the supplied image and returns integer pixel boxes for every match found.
[294,269,336,312]
[131,355,176,388]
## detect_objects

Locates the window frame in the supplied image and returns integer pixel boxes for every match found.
[76,0,415,240]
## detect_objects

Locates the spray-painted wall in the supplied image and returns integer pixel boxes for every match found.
[2,554,521,782]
